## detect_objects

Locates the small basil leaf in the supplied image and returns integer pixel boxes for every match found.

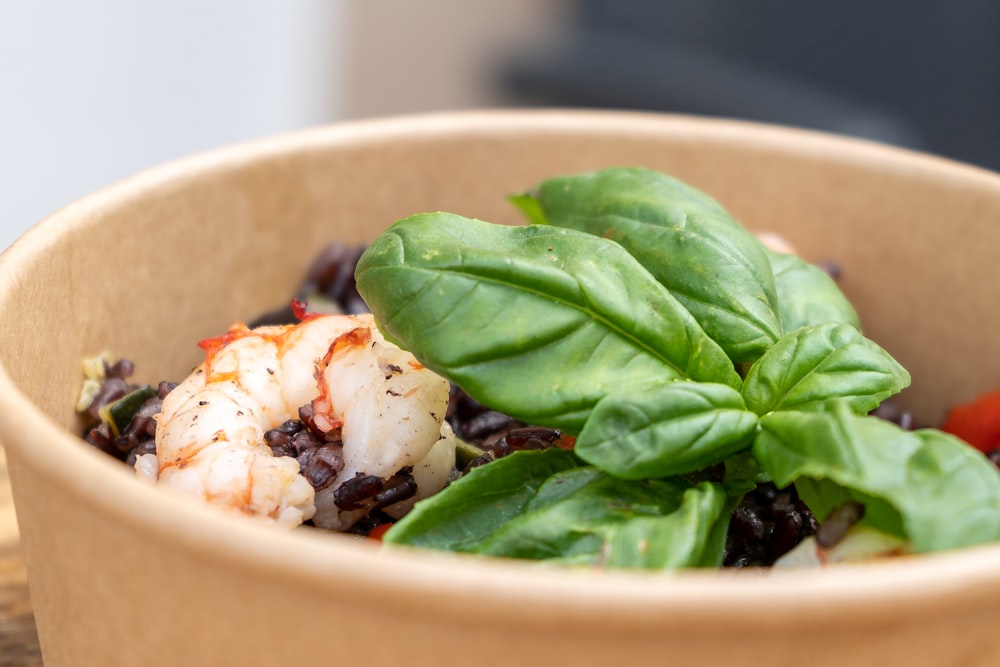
[754,402,1000,553]
[721,449,770,498]
[507,192,547,225]
[382,448,581,552]
[575,381,758,479]
[602,482,730,569]
[515,167,781,363]
[741,322,910,416]
[356,213,740,432]
[766,248,860,332]
[474,471,689,564]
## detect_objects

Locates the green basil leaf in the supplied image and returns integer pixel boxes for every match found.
[720,449,770,498]
[474,470,687,563]
[901,429,1000,551]
[514,167,781,363]
[602,482,730,569]
[356,213,740,432]
[754,403,1000,552]
[383,448,581,552]
[575,381,758,479]
[524,466,608,512]
[790,476,905,541]
[508,192,546,225]
[766,248,860,332]
[741,322,910,416]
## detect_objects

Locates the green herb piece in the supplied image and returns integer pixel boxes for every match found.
[98,384,157,437]
[387,449,730,570]
[383,449,581,552]
[513,167,782,363]
[471,467,675,563]
[355,212,739,433]
[600,482,730,569]
[720,449,769,498]
[741,322,910,416]
[754,402,1000,552]
[574,381,758,479]
[766,248,860,332]
[454,438,489,470]
[474,471,727,570]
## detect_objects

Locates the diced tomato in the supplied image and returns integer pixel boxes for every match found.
[555,434,576,450]
[367,523,394,541]
[941,389,1000,454]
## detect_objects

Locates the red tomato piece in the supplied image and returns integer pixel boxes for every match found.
[367,523,394,541]
[941,389,1000,453]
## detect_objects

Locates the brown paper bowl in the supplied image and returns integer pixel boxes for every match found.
[2,110,999,666]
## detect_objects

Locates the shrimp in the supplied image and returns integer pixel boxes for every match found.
[144,309,455,530]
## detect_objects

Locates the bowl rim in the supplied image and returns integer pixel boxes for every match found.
[3,108,1000,631]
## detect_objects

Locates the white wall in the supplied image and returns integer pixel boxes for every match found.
[0,1,349,251]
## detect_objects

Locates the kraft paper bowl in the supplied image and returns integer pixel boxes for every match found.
[1,110,999,666]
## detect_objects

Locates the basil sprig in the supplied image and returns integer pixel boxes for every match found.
[356,167,1000,569]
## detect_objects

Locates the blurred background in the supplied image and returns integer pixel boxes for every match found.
[3,0,999,251]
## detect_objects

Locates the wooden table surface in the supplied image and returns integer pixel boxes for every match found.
[0,448,43,666]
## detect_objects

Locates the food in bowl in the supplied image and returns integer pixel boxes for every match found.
[77,166,1000,570]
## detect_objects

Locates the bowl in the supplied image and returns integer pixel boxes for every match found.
[2,110,999,666]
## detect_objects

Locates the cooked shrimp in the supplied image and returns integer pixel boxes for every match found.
[147,309,455,529]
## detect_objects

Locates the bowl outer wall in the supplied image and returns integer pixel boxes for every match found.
[1,110,999,666]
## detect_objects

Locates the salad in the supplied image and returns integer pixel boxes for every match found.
[79,166,1000,570]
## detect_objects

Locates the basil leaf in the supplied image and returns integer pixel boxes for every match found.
[754,403,1000,552]
[514,167,781,363]
[721,449,770,498]
[741,322,910,416]
[902,429,1000,551]
[356,213,740,432]
[766,248,860,332]
[383,448,581,552]
[602,482,730,569]
[524,466,608,511]
[575,381,758,479]
[791,476,905,541]
[508,192,546,225]
[474,469,687,563]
